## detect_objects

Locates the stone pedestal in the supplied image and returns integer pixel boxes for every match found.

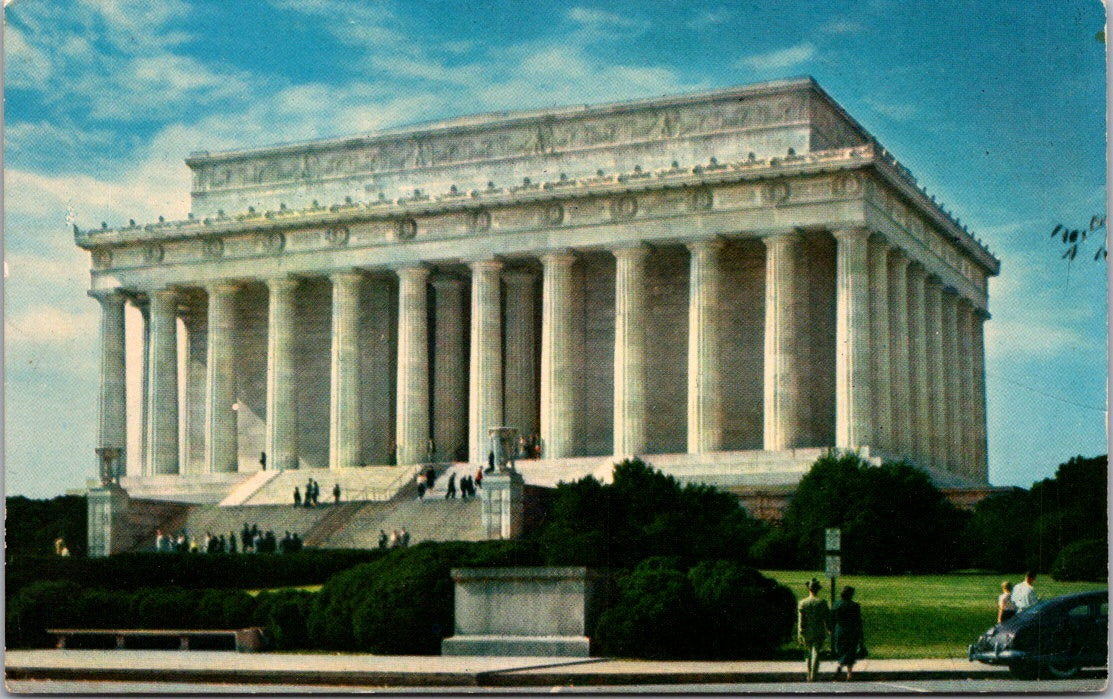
[441,567,606,657]
[480,471,524,540]
[87,484,130,558]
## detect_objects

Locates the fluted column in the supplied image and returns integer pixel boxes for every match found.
[135,298,151,475]
[687,239,724,453]
[469,259,504,464]
[266,278,299,471]
[181,305,207,476]
[971,309,989,482]
[205,282,240,473]
[540,251,578,458]
[906,265,930,465]
[613,246,649,457]
[834,228,873,450]
[941,290,961,473]
[869,237,892,453]
[925,279,947,470]
[887,252,913,459]
[432,275,466,462]
[763,233,806,450]
[146,288,180,475]
[957,300,976,479]
[92,290,128,470]
[396,266,430,466]
[503,270,538,439]
[329,271,363,469]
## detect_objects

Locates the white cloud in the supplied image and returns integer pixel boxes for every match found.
[864,98,918,122]
[567,7,647,34]
[4,305,98,345]
[687,9,730,30]
[823,20,864,35]
[736,42,816,72]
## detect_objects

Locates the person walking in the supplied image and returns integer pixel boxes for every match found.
[1011,571,1039,612]
[997,580,1017,623]
[445,472,457,499]
[831,586,865,681]
[797,578,831,682]
[293,486,301,507]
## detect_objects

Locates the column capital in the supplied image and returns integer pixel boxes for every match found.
[205,279,244,294]
[265,276,298,291]
[540,250,577,267]
[612,244,650,262]
[907,263,929,281]
[396,265,431,283]
[468,258,504,273]
[761,231,803,249]
[502,268,537,285]
[686,237,727,253]
[832,227,872,242]
[329,269,366,285]
[88,288,127,305]
[887,247,911,269]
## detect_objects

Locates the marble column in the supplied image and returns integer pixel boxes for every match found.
[957,300,976,479]
[763,233,806,450]
[146,288,180,475]
[469,259,504,464]
[432,275,466,462]
[834,228,873,450]
[906,265,930,466]
[205,282,240,473]
[92,290,128,469]
[503,270,538,440]
[329,271,363,469]
[396,266,430,466]
[972,308,989,482]
[687,239,724,453]
[181,303,207,475]
[539,251,578,459]
[266,278,299,471]
[887,252,913,459]
[869,237,892,453]
[613,246,649,457]
[135,298,151,475]
[925,279,947,470]
[941,290,961,473]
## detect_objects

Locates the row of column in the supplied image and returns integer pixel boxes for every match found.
[92,229,989,480]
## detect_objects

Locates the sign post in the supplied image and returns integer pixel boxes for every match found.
[825,528,841,607]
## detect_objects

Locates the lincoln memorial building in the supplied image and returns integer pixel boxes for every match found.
[76,77,999,506]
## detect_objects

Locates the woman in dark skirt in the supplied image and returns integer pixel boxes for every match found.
[832,586,865,680]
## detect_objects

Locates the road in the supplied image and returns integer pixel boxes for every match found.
[7,677,1107,694]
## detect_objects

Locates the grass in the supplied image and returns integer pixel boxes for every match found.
[761,570,1106,659]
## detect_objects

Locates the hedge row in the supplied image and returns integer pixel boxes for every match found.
[6,549,387,601]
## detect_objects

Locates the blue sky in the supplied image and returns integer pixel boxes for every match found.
[3,0,1107,498]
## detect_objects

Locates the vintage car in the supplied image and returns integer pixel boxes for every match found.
[968,589,1108,679]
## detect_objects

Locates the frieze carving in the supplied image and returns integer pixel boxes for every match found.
[761,181,791,205]
[540,203,564,226]
[258,231,285,254]
[191,92,811,192]
[610,196,638,220]
[91,248,113,269]
[831,173,862,197]
[469,209,491,233]
[688,187,713,211]
[324,226,350,247]
[143,243,165,264]
[396,218,418,241]
[202,237,224,258]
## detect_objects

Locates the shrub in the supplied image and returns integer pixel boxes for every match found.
[687,560,796,658]
[253,590,315,650]
[1051,539,1108,582]
[7,581,83,648]
[593,558,699,659]
[5,495,87,558]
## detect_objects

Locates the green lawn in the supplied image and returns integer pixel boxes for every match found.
[762,570,1105,658]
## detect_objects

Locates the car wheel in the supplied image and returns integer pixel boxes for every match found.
[1009,662,1039,680]
[1045,659,1080,679]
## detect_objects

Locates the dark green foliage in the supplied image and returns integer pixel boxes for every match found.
[593,558,699,659]
[1050,539,1108,582]
[253,589,315,649]
[687,560,797,658]
[6,581,83,648]
[6,549,387,602]
[769,452,970,574]
[5,495,87,558]
[962,454,1107,574]
[535,459,767,568]
[592,557,795,659]
[309,540,540,653]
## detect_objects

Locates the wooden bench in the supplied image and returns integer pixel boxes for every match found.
[47,628,264,652]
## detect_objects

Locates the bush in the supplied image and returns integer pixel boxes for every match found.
[253,590,315,650]
[309,540,540,653]
[1051,539,1108,582]
[593,558,795,660]
[7,581,84,648]
[5,495,87,558]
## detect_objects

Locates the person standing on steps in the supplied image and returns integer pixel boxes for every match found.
[293,486,301,507]
[332,482,341,504]
[445,472,457,499]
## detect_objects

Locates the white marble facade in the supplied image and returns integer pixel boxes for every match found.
[78,78,998,488]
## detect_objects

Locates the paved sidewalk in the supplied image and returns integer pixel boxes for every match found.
[5,650,1021,687]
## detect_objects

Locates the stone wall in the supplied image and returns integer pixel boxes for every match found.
[295,279,332,468]
[720,240,765,450]
[578,252,615,455]
[645,246,688,454]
